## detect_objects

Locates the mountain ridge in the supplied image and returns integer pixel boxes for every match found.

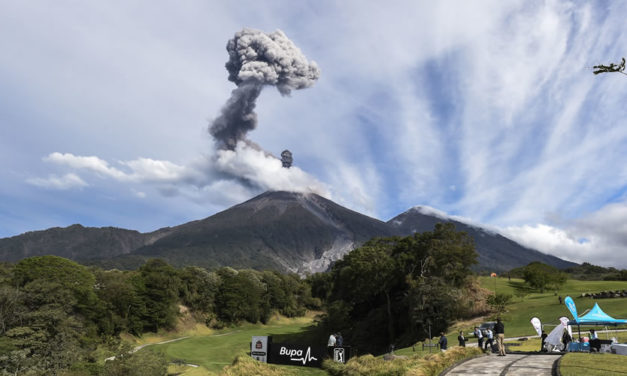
[0,191,577,272]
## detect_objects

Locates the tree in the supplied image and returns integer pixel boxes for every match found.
[102,343,168,376]
[215,268,266,324]
[331,242,399,346]
[522,262,567,292]
[178,267,220,314]
[0,286,22,336]
[94,269,145,336]
[134,259,181,332]
[486,293,513,315]
[322,225,479,353]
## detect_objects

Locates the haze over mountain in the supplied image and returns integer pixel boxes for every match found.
[388,206,575,271]
[0,191,577,273]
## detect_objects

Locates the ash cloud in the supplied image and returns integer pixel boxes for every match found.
[209,28,327,196]
[210,28,320,150]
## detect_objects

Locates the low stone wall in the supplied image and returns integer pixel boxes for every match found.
[580,290,627,299]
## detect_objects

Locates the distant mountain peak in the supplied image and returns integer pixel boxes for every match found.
[0,190,576,272]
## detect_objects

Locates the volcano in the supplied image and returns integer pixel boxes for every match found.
[0,191,576,272]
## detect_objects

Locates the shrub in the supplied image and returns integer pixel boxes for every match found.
[323,346,483,376]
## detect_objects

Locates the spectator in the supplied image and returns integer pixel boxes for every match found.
[439,332,448,352]
[474,326,484,349]
[484,328,494,353]
[336,332,343,347]
[494,318,506,356]
[327,333,336,357]
[540,330,548,352]
[590,329,601,352]
[458,331,466,347]
[562,330,571,352]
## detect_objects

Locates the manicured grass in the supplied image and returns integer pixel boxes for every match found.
[323,347,483,376]
[150,314,327,375]
[146,277,626,375]
[560,352,627,375]
[503,333,627,353]
[392,277,627,355]
[477,277,627,337]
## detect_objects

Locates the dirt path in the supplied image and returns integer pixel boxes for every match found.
[443,353,561,375]
[104,336,190,362]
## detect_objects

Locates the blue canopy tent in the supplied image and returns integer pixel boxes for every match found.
[564,297,627,352]
[567,303,627,326]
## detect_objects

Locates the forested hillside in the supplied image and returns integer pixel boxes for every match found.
[0,225,500,374]
[0,257,317,375]
[313,223,489,354]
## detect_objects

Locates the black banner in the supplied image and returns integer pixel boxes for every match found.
[268,343,324,368]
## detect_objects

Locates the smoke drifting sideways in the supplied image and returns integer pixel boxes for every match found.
[209,28,328,196]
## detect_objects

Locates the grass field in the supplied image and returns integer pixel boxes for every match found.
[560,352,627,375]
[134,277,627,375]
[475,276,627,337]
[147,314,327,376]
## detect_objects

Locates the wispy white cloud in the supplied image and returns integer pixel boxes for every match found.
[27,173,88,190]
[44,152,193,183]
[503,200,627,268]
[3,0,627,270]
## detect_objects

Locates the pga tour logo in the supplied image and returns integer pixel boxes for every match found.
[279,346,317,365]
[334,348,345,363]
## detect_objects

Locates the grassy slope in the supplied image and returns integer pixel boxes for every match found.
[137,277,626,375]
[560,353,627,376]
[148,314,326,376]
[476,277,627,337]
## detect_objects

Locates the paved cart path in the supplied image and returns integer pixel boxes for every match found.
[443,353,562,376]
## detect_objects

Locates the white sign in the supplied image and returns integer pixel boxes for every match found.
[334,348,345,363]
[251,336,269,363]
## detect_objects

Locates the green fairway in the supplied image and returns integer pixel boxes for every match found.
[477,277,627,337]
[560,352,627,375]
[147,277,627,375]
[150,316,327,375]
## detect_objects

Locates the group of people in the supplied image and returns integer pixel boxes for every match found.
[327,332,344,356]
[540,328,603,353]
[470,318,506,355]
[439,318,506,356]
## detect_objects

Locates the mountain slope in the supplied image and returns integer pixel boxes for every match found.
[126,191,396,273]
[0,224,147,262]
[0,191,577,273]
[388,206,576,272]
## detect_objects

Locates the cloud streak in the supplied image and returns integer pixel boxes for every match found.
[27,173,88,190]
[3,1,627,268]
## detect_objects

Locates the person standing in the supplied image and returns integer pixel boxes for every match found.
[439,332,448,352]
[562,330,572,352]
[589,329,601,352]
[327,333,336,357]
[494,318,506,356]
[484,328,494,353]
[336,333,343,347]
[458,331,466,347]
[540,330,548,352]
[474,326,484,349]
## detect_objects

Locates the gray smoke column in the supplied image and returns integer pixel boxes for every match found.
[210,28,320,150]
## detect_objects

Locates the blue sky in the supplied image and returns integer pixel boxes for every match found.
[1,1,626,268]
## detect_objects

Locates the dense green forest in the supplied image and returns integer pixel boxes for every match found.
[2,223,622,375]
[312,223,487,354]
[0,257,317,375]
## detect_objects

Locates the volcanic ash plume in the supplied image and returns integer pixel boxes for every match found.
[210,28,320,150]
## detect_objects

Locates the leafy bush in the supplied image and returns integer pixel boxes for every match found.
[220,354,298,376]
[323,346,483,376]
